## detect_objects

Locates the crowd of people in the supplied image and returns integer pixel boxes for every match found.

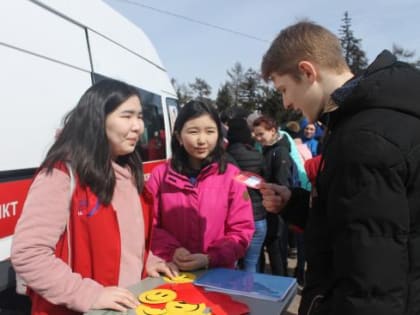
[11,19,420,315]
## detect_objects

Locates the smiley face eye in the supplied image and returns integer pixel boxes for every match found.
[138,289,177,304]
[165,301,206,314]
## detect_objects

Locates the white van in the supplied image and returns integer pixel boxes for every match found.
[0,0,178,296]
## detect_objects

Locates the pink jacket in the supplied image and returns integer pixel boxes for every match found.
[146,161,254,268]
[11,163,163,313]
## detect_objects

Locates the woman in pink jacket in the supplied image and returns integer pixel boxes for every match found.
[147,100,255,271]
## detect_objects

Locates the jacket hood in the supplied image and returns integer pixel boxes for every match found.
[334,50,420,120]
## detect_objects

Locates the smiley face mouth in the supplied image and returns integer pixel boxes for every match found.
[145,294,171,302]
[136,305,167,315]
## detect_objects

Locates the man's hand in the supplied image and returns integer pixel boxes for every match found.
[90,286,139,312]
[260,182,292,213]
[172,247,209,271]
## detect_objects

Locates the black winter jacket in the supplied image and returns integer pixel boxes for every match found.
[227,143,267,221]
[262,136,292,186]
[286,51,420,315]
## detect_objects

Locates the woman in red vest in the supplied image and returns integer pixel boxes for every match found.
[11,79,177,315]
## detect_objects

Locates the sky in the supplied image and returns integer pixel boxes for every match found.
[104,0,420,97]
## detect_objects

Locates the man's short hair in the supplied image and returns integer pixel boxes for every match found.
[261,20,349,81]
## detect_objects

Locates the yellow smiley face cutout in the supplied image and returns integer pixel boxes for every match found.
[136,304,168,315]
[139,289,177,304]
[163,272,196,283]
[165,301,208,315]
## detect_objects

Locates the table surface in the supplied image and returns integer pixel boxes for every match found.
[84,271,297,315]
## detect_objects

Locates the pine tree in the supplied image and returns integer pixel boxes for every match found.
[226,62,245,106]
[216,82,234,112]
[392,44,420,69]
[171,78,192,106]
[258,84,301,125]
[339,11,368,75]
[240,68,262,112]
[189,77,212,98]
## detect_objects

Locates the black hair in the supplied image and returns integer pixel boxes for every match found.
[40,79,143,205]
[227,118,254,146]
[171,100,227,174]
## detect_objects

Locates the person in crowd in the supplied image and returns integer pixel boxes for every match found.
[219,109,230,148]
[282,121,312,190]
[301,122,319,157]
[304,155,322,189]
[246,112,264,153]
[293,137,313,164]
[11,79,177,315]
[300,117,325,140]
[259,20,420,315]
[226,118,267,273]
[146,100,254,271]
[252,116,293,276]
[282,121,313,286]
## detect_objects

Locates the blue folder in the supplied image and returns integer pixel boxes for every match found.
[194,268,296,301]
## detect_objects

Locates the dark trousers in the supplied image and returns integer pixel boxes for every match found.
[260,213,288,275]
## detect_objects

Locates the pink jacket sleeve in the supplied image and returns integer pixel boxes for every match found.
[206,171,255,267]
[11,169,104,312]
[146,165,182,261]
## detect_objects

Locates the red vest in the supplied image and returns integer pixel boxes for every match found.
[29,165,153,315]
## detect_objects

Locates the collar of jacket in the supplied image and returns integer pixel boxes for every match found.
[263,136,290,154]
[319,50,398,129]
[164,162,219,190]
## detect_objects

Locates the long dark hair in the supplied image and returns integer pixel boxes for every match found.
[171,100,227,174]
[41,79,143,205]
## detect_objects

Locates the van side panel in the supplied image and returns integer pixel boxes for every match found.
[88,30,174,96]
[37,0,164,68]
[0,0,90,70]
[0,46,91,171]
[0,180,32,260]
[0,0,92,172]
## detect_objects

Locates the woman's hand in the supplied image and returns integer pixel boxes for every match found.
[90,286,139,312]
[173,247,209,271]
[173,247,191,260]
[147,260,179,278]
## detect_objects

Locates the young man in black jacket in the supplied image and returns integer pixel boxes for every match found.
[259,20,420,315]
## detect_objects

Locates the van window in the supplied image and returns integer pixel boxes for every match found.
[93,73,166,161]
[138,89,166,161]
[166,97,179,132]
